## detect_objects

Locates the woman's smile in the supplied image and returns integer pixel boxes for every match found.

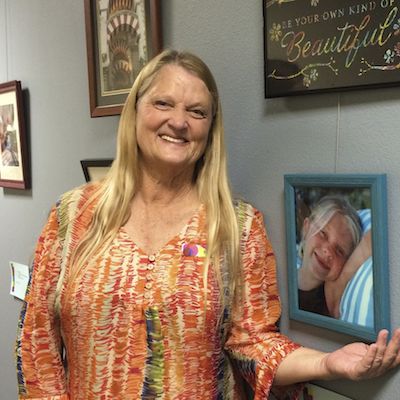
[159,134,188,144]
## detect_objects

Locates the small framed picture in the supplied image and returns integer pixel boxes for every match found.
[84,0,162,117]
[81,158,113,182]
[284,174,389,340]
[0,80,30,189]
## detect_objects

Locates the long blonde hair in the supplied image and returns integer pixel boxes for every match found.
[68,50,240,308]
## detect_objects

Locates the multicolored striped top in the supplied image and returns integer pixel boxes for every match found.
[16,183,301,399]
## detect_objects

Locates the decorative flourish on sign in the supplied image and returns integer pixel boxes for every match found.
[265,0,295,8]
[359,20,400,76]
[265,0,318,6]
[268,58,338,88]
[269,23,283,42]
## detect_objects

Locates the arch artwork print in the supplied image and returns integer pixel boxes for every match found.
[84,0,162,116]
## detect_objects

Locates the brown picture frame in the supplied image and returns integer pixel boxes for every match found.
[84,0,162,117]
[0,80,30,189]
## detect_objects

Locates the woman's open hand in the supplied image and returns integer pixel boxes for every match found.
[322,329,400,380]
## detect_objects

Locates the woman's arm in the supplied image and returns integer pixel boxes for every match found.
[225,207,302,399]
[16,206,69,400]
[274,328,400,386]
[325,230,372,318]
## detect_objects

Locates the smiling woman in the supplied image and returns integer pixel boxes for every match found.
[297,195,362,316]
[16,51,400,400]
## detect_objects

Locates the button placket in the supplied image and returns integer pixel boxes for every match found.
[143,254,156,302]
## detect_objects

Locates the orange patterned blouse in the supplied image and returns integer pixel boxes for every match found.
[16,184,301,399]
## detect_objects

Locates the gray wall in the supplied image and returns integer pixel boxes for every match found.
[1,1,399,399]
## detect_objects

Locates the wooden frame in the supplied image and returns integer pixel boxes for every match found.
[81,158,113,182]
[84,0,162,117]
[284,174,389,340]
[264,0,400,97]
[0,80,30,189]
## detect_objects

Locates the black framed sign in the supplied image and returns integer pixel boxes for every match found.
[264,0,400,97]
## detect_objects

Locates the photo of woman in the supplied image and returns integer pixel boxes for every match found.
[295,187,373,328]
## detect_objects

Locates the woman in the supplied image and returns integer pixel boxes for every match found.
[297,195,362,316]
[16,50,400,400]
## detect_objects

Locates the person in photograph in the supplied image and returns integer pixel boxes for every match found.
[0,110,19,167]
[16,50,400,399]
[297,195,363,316]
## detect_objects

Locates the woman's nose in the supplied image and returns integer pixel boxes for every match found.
[322,246,333,262]
[168,107,188,130]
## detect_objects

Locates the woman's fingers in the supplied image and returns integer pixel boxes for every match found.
[363,329,400,377]
[381,328,400,369]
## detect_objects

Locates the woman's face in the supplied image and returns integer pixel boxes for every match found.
[135,64,213,176]
[302,213,354,283]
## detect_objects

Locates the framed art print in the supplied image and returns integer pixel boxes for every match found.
[284,174,389,340]
[264,0,400,97]
[84,0,162,117]
[0,80,30,190]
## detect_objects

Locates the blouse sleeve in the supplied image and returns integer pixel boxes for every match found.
[225,208,302,400]
[16,205,69,400]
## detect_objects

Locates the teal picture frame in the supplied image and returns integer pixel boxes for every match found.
[284,174,389,341]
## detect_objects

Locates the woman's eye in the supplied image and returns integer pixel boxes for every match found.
[336,248,344,258]
[154,100,170,109]
[189,109,207,119]
[319,230,327,239]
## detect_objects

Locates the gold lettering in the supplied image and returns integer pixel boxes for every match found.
[281,31,305,62]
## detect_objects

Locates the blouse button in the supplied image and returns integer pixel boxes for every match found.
[145,282,153,290]
[146,274,153,281]
[148,254,156,262]
[147,264,154,271]
[144,292,151,299]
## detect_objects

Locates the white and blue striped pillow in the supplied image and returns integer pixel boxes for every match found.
[339,209,374,328]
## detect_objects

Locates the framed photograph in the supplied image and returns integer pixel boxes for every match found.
[264,0,400,97]
[84,0,162,117]
[81,158,113,182]
[284,174,389,340]
[0,80,30,189]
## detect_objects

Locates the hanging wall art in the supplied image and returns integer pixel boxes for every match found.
[264,0,400,97]
[84,0,162,116]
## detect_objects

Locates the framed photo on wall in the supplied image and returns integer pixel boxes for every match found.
[81,158,113,182]
[84,0,162,117]
[284,174,389,341]
[264,0,400,97]
[0,80,30,190]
